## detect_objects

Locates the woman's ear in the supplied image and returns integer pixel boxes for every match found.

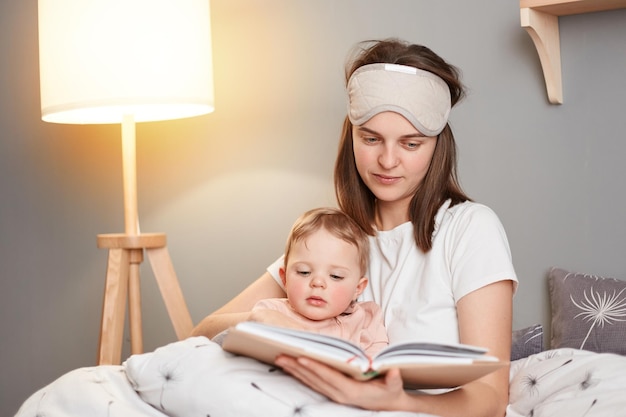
[279,267,287,286]
[354,276,368,297]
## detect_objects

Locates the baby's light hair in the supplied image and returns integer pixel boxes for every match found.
[284,207,369,276]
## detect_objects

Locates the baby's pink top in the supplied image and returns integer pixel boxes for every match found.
[253,298,389,356]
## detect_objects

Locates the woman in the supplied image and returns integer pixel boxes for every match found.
[191,38,517,417]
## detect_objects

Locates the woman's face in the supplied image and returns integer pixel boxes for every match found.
[352,111,437,215]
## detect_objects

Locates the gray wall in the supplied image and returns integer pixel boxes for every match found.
[2,0,625,415]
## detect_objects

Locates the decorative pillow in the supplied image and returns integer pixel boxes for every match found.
[549,267,626,354]
[511,324,544,360]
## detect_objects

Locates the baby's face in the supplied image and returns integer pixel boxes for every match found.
[283,228,365,321]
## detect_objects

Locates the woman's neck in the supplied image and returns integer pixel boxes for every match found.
[374,200,410,231]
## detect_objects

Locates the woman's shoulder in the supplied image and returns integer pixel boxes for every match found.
[435,200,507,240]
[442,200,502,225]
[371,200,505,241]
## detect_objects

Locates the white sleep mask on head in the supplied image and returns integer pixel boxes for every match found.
[347,63,451,136]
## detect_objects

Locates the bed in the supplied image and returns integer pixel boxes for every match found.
[14,267,626,417]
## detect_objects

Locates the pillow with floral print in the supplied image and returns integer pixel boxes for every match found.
[511,324,544,361]
[549,267,626,354]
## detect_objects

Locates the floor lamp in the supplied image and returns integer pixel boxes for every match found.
[37,0,215,365]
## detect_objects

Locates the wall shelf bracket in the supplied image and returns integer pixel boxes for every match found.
[520,0,626,104]
[521,7,562,104]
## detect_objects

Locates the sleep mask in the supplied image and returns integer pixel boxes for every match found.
[347,63,451,136]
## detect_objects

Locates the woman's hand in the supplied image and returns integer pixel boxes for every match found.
[274,355,409,411]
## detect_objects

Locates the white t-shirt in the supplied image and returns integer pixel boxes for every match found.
[267,200,518,346]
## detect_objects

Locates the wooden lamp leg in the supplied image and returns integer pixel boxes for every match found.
[97,248,130,365]
[127,248,144,355]
[96,233,193,365]
[147,246,193,340]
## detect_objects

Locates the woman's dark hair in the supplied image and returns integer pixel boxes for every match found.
[334,38,470,252]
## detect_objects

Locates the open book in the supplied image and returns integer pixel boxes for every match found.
[222,321,507,389]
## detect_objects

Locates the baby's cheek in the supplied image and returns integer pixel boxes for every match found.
[329,285,356,306]
[285,282,306,302]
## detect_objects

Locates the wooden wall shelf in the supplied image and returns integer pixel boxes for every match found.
[520,0,626,104]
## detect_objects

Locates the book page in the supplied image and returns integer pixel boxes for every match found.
[225,322,371,372]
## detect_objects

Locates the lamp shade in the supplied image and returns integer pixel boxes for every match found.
[38,0,214,124]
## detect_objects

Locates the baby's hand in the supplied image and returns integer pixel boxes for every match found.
[249,308,305,330]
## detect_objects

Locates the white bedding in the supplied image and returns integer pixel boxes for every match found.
[506,348,626,417]
[14,337,626,417]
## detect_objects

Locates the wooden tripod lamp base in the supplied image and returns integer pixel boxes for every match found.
[96,232,193,365]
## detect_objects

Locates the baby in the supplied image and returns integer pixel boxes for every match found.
[252,207,388,356]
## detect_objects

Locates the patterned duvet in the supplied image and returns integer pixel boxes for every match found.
[15,337,626,417]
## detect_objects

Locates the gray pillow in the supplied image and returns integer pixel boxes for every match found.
[511,324,544,360]
[549,267,626,354]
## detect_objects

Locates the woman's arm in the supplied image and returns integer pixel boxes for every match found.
[454,279,513,417]
[190,271,286,339]
[275,280,514,417]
